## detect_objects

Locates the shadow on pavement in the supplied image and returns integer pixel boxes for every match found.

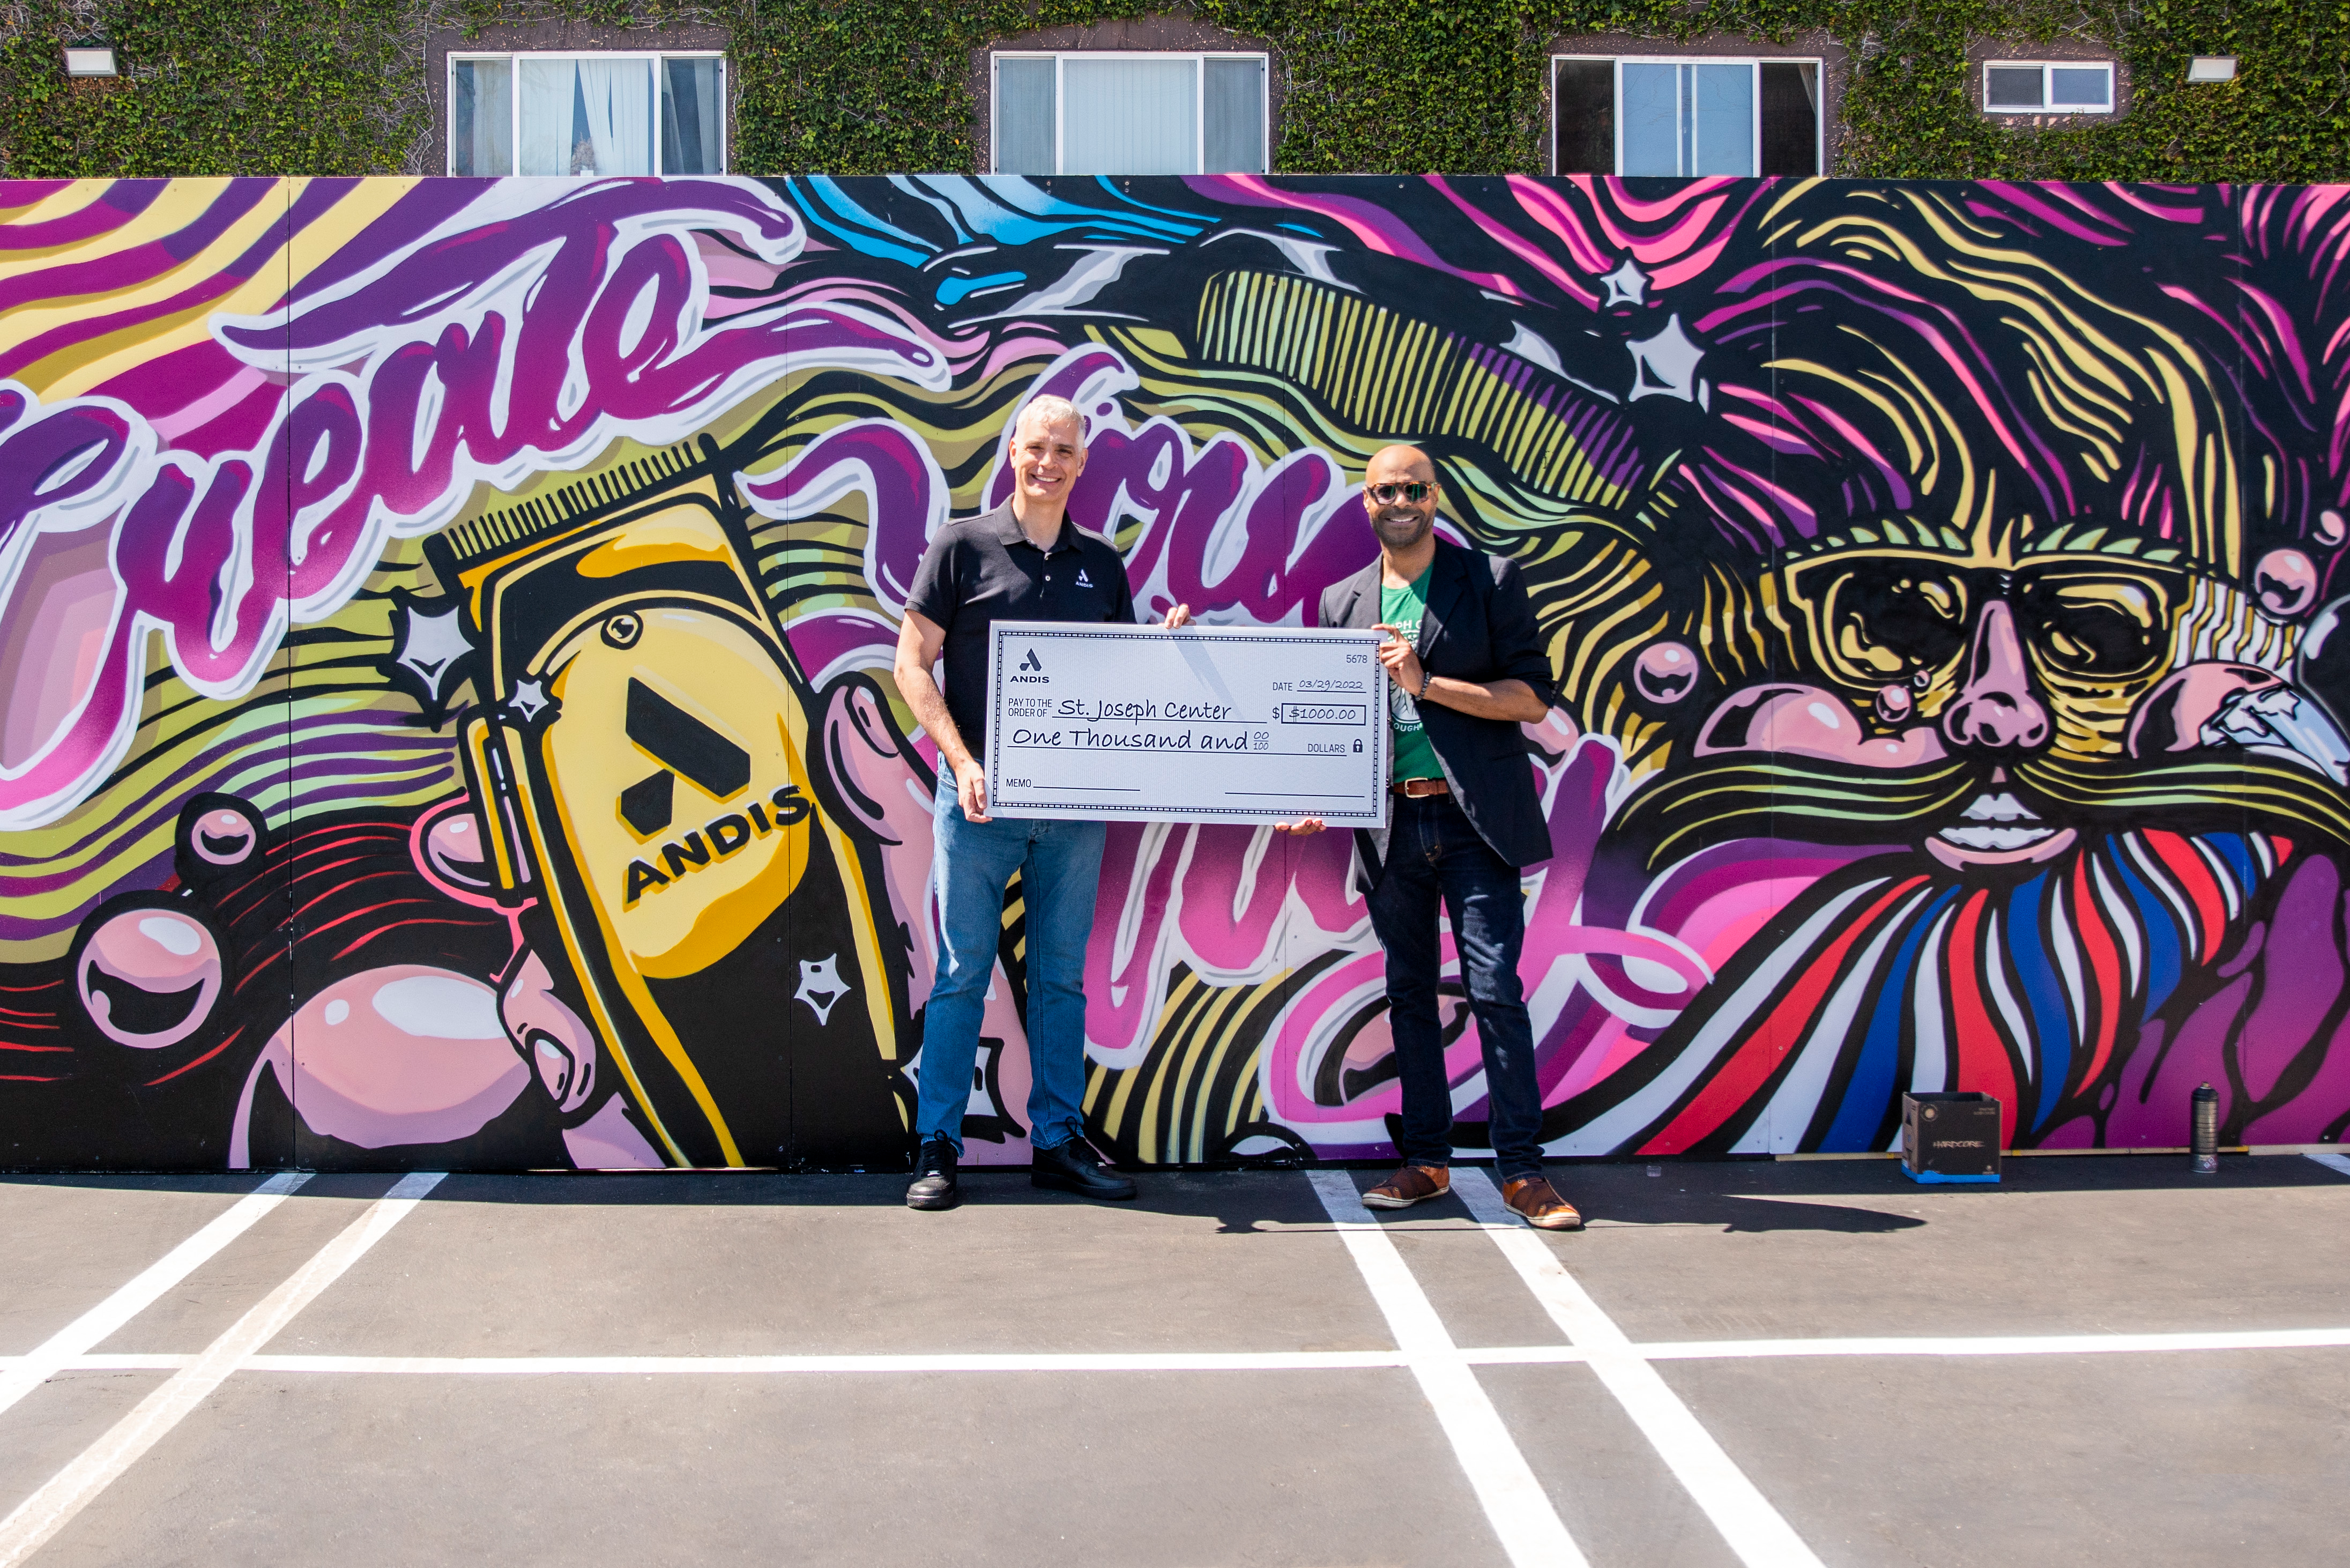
[4,1152,2341,1238]
[1540,1150,2348,1230]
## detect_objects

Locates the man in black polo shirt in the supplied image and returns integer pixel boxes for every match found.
[892,395,1189,1210]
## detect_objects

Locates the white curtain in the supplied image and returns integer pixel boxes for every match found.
[517,59,574,176]
[579,58,655,176]
[661,58,725,174]
[517,57,653,176]
[452,58,512,175]
[1061,57,1198,176]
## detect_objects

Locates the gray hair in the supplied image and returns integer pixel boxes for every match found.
[1013,395,1086,446]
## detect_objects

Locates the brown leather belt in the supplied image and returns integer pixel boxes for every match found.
[1392,777,1449,798]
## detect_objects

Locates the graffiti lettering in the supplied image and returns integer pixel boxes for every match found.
[624,784,812,906]
[0,180,950,829]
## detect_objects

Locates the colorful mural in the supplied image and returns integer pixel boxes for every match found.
[2,173,2347,1171]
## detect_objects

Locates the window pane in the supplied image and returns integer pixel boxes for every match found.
[1758,61,1817,176]
[517,60,568,174]
[2049,66,2110,107]
[519,57,653,175]
[1985,66,2043,108]
[1203,57,1264,174]
[1619,62,1677,176]
[578,58,655,174]
[661,58,724,173]
[1555,59,1613,175]
[1062,57,1198,175]
[1692,63,1753,175]
[995,57,1055,173]
[452,58,512,175]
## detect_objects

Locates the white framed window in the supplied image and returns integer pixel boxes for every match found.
[991,52,1268,176]
[1553,55,1821,177]
[449,52,726,176]
[1983,60,2115,114]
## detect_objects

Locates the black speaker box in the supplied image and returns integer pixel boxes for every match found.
[1901,1091,2002,1184]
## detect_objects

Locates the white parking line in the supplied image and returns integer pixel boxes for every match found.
[8,1322,2349,1378]
[2307,1150,2350,1179]
[1310,1170,1590,1568]
[1453,1169,1826,1568]
[0,1172,442,1568]
[0,1172,308,1421]
[1633,1326,2350,1360]
[249,1350,1416,1374]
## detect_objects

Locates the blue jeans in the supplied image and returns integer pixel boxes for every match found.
[1369,792,1545,1181]
[913,764,1106,1155]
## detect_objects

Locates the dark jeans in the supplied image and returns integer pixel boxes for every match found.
[1368,792,1545,1181]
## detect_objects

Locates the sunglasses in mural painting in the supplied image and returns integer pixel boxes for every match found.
[425,442,908,1169]
[1781,549,2190,747]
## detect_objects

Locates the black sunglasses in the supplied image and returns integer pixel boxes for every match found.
[1786,553,2185,685]
[1367,481,1434,504]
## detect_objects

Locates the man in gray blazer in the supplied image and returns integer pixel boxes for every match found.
[1281,445,1581,1229]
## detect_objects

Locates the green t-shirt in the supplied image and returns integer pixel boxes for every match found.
[1381,567,1441,783]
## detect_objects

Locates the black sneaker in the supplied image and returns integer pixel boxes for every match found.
[906,1134,960,1210]
[1030,1138,1136,1201]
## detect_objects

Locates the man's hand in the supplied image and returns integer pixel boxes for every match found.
[1373,622,1423,694]
[895,608,992,818]
[954,756,991,822]
[1273,817,1326,837]
[1367,621,1546,723]
[1161,603,1193,630]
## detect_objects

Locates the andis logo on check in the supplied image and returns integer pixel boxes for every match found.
[1011,647,1050,684]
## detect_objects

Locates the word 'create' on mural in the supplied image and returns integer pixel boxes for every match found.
[1,172,2347,1172]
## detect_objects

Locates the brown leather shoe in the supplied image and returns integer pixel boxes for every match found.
[1362,1164,1450,1209]
[1502,1175,1583,1230]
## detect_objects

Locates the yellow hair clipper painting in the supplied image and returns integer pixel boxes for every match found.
[433,440,907,1167]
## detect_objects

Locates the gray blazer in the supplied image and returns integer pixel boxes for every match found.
[1319,540,1559,891]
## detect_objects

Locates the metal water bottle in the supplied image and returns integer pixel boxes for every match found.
[2190,1082,2219,1175]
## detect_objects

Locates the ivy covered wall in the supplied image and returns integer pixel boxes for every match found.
[0,0,2343,181]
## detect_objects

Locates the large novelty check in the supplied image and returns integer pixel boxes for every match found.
[984,622,1392,826]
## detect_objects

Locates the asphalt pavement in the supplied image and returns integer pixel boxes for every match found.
[2,1151,2344,1566]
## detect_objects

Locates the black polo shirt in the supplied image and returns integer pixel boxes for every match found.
[904,502,1139,759]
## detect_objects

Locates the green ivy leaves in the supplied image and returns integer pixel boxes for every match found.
[1,0,429,176]
[1,0,2342,182]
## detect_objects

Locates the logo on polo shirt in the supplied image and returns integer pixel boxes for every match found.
[1076,568,1095,588]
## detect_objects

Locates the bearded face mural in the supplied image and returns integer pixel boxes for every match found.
[1541,182,2350,1155]
[0,174,2345,1170]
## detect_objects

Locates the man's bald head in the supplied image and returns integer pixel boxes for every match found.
[1366,444,1435,485]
